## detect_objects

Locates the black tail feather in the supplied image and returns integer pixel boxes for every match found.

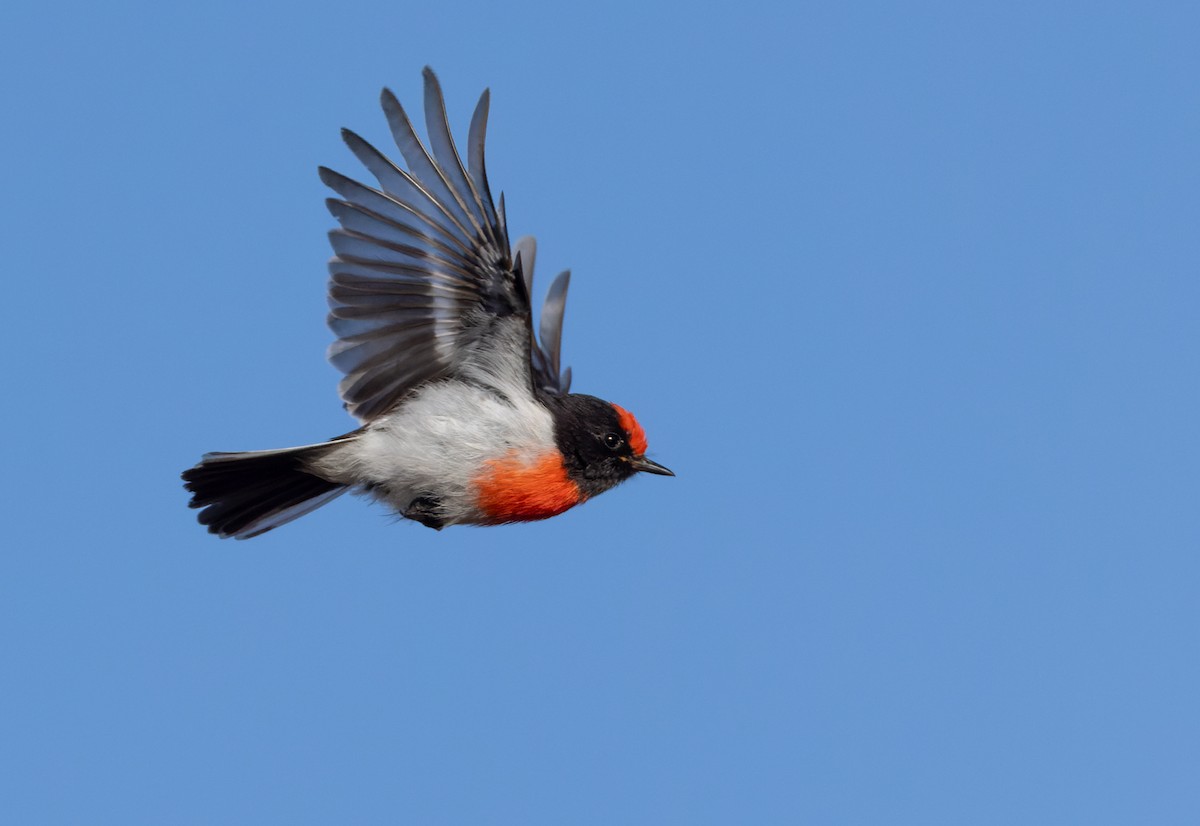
[182,443,348,539]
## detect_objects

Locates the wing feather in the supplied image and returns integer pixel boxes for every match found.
[538,270,571,386]
[466,89,503,244]
[322,68,574,421]
[328,229,478,283]
[420,68,498,247]
[324,200,475,271]
[514,236,537,301]
[319,167,465,255]
[379,89,483,244]
[513,236,571,394]
[339,130,473,249]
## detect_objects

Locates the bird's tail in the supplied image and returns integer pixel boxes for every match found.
[182,439,351,539]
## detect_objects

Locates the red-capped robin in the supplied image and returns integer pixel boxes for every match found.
[182,68,672,538]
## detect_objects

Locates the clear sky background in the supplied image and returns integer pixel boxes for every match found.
[3,1,1198,823]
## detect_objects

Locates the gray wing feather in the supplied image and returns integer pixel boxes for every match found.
[538,270,571,385]
[496,192,509,246]
[530,271,571,394]
[513,236,537,300]
[337,130,473,251]
[420,68,498,248]
[379,89,483,244]
[322,68,572,421]
[327,223,476,284]
[514,234,571,394]
[466,89,502,239]
[319,167,465,256]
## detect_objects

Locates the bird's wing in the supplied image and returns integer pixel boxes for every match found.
[512,236,573,396]
[322,67,572,422]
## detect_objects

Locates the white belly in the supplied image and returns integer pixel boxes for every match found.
[316,378,557,524]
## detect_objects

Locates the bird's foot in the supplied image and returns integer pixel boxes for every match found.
[404,496,446,530]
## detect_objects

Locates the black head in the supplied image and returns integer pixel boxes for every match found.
[549,393,673,499]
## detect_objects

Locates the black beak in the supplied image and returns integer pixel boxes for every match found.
[631,456,674,476]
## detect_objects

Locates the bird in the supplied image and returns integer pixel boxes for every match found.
[182,68,672,539]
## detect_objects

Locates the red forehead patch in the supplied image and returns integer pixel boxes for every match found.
[611,403,649,456]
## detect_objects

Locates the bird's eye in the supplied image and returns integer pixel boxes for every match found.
[603,433,624,451]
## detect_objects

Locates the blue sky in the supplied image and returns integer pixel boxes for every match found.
[3,0,1198,822]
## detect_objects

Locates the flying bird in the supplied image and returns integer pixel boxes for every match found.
[182,68,672,539]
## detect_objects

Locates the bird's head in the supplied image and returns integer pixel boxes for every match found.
[551,394,673,498]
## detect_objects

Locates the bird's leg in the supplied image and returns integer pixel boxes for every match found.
[404,496,446,530]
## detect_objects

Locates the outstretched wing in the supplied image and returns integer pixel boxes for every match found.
[322,67,571,421]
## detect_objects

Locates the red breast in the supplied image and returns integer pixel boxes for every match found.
[472,450,584,524]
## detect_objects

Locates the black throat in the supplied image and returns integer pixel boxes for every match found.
[545,393,640,499]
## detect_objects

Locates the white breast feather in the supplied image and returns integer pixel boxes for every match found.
[314,318,557,524]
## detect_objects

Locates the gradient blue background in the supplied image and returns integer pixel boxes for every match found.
[3,1,1198,823]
